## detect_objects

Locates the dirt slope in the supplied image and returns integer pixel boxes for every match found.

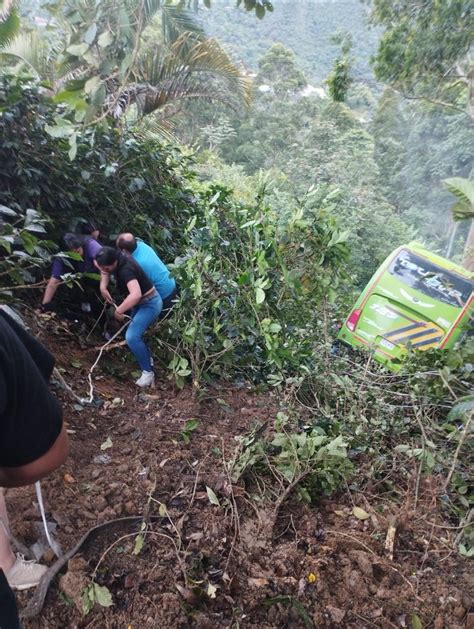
[6,315,472,628]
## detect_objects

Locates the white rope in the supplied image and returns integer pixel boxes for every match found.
[85,316,131,404]
[35,481,61,557]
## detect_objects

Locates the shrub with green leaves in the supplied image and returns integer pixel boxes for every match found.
[0,75,195,256]
[0,203,53,297]
[157,182,349,385]
[231,413,353,503]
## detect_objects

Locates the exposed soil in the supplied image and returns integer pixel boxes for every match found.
[6,312,473,628]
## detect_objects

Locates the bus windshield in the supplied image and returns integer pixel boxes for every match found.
[388,250,473,309]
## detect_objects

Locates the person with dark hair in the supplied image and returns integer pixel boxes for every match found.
[41,232,102,312]
[0,308,69,626]
[114,233,178,318]
[95,247,162,387]
[78,220,101,242]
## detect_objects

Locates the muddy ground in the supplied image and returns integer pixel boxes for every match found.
[6,313,473,628]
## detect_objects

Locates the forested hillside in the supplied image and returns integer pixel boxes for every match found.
[0,1,472,627]
[201,0,378,84]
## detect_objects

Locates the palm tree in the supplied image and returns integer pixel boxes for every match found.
[111,34,251,118]
[104,5,251,127]
[0,2,250,136]
[444,177,474,271]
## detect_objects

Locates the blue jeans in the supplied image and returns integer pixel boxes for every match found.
[126,294,162,371]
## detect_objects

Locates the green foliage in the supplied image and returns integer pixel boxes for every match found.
[157,182,349,385]
[0,76,195,252]
[443,177,474,221]
[231,413,353,502]
[326,33,353,103]
[256,43,307,97]
[326,56,352,103]
[178,0,273,19]
[0,4,20,49]
[0,203,53,295]
[201,0,378,85]
[370,0,474,113]
[371,90,474,252]
[1,0,251,145]
[82,582,113,616]
[406,346,471,410]
[181,418,200,443]
[448,395,474,421]
[211,87,411,285]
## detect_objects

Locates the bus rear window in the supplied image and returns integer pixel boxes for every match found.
[388,250,473,308]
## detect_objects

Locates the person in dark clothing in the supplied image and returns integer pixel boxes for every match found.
[0,308,69,626]
[78,220,101,242]
[95,247,162,387]
[115,233,178,318]
[41,233,102,315]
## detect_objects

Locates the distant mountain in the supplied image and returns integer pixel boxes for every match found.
[201,0,380,85]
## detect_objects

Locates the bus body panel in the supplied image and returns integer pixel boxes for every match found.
[337,243,474,370]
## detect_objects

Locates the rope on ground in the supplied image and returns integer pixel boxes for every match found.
[51,307,131,405]
[85,316,131,403]
[85,300,107,340]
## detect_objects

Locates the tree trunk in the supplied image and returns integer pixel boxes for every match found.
[445,219,458,259]
[461,219,474,271]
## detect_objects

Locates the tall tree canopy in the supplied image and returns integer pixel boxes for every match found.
[370,0,474,116]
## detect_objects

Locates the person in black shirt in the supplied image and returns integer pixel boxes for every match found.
[0,308,69,624]
[95,247,163,387]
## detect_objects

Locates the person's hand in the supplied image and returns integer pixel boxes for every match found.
[101,289,114,304]
[114,309,125,322]
[40,302,54,313]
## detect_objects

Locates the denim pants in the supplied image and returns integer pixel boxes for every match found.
[125,294,162,371]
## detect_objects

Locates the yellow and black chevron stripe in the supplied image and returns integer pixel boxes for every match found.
[383,322,444,350]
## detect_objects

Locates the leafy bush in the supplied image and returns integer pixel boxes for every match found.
[0,203,53,297]
[157,182,349,385]
[0,75,195,256]
[231,413,353,503]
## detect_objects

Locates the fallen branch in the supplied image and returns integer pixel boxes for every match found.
[20,515,164,619]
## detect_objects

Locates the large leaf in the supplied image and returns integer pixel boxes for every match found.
[447,395,474,420]
[0,31,65,80]
[443,177,474,221]
[0,5,20,49]
[161,5,205,47]
[110,33,251,123]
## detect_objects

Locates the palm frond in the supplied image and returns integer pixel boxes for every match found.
[124,0,165,27]
[132,112,178,143]
[0,0,14,20]
[174,36,252,104]
[444,177,474,221]
[0,5,20,49]
[161,5,205,47]
[142,0,165,23]
[0,31,60,79]
[133,34,251,109]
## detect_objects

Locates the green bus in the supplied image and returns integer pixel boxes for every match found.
[337,242,474,370]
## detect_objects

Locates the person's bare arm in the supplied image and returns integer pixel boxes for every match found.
[100,272,113,304]
[0,424,69,488]
[42,277,61,305]
[115,279,142,319]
